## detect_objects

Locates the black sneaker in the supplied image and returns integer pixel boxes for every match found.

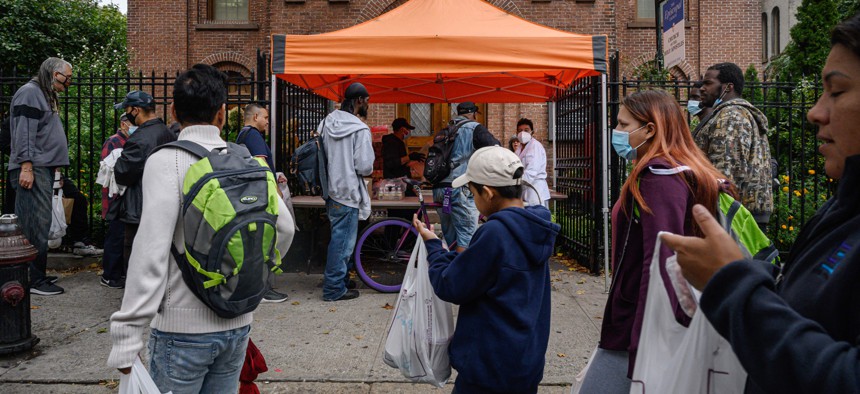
[30,281,64,296]
[324,289,360,302]
[100,277,125,289]
[45,276,59,284]
[346,279,357,290]
[260,289,289,303]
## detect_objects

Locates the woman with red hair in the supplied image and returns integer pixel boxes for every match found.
[579,89,734,392]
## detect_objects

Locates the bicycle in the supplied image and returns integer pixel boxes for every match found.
[353,179,449,293]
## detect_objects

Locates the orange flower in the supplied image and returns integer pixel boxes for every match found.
[789,226,795,231]
[782,186,789,193]
[808,169,815,175]
[781,224,787,229]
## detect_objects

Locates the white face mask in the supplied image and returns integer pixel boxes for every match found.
[518,131,532,145]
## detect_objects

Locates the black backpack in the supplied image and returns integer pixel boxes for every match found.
[423,119,473,185]
[289,133,329,197]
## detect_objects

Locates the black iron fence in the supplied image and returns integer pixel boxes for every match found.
[555,55,829,273]
[0,55,328,246]
[553,76,605,272]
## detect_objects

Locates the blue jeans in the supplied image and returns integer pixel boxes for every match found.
[102,218,125,280]
[433,187,479,248]
[324,198,358,300]
[147,326,250,394]
[10,167,53,284]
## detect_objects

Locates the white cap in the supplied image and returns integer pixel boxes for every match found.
[452,146,524,188]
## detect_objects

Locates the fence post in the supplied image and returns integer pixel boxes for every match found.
[600,73,610,292]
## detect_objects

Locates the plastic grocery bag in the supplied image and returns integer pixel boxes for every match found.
[629,233,747,394]
[118,357,172,394]
[570,346,598,394]
[47,189,67,249]
[382,238,454,387]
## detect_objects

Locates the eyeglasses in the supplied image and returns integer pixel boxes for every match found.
[460,184,473,198]
[55,72,73,84]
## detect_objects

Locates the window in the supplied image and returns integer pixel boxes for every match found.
[771,7,781,55]
[762,13,769,61]
[212,0,248,21]
[636,0,656,20]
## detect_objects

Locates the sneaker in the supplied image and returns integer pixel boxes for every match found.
[324,289,360,302]
[100,277,125,289]
[30,281,64,296]
[260,289,289,304]
[346,279,357,290]
[73,242,103,257]
[45,275,59,284]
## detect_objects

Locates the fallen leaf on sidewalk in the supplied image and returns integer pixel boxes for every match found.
[30,306,40,310]
[329,307,337,312]
[576,290,585,295]
[382,303,394,310]
[97,328,107,334]
[89,263,99,269]
[354,335,363,340]
[577,278,587,284]
[322,330,330,335]
[557,353,567,358]
[291,301,300,305]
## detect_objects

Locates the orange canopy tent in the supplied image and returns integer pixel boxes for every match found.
[270,0,607,103]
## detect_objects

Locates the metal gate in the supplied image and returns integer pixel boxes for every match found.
[553,76,606,273]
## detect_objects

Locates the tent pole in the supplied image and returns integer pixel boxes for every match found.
[270,74,277,168]
[600,73,610,293]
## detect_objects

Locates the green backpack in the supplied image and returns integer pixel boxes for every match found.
[155,140,283,319]
[637,165,779,264]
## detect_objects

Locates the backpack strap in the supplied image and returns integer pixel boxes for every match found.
[152,140,212,159]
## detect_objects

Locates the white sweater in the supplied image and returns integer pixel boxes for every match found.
[107,125,295,369]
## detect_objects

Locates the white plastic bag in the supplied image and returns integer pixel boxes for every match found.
[629,233,747,394]
[570,346,598,394]
[382,238,454,387]
[118,357,172,394]
[48,188,67,249]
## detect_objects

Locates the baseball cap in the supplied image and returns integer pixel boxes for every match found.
[452,146,523,188]
[457,102,480,115]
[344,82,370,100]
[114,90,155,110]
[391,118,415,131]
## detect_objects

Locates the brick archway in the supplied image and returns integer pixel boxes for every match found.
[359,0,522,23]
[200,52,254,77]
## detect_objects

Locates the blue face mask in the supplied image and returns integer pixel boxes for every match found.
[128,125,138,135]
[611,124,647,161]
[687,100,702,116]
[713,87,729,107]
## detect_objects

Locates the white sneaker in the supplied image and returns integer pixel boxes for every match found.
[73,242,103,257]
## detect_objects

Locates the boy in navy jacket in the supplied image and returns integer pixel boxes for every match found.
[413,146,560,393]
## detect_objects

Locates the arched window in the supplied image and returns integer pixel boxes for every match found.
[762,13,769,61]
[772,7,781,55]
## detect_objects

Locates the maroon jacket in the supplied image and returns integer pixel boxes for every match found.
[600,159,694,376]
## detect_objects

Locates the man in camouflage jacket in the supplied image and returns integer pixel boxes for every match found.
[694,63,773,226]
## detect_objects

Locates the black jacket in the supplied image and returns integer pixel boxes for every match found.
[701,154,860,393]
[111,118,176,223]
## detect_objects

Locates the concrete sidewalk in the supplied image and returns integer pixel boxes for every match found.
[0,260,607,393]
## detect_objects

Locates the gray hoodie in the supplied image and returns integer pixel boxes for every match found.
[8,80,69,170]
[317,110,374,220]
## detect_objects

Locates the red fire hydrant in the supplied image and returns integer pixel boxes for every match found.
[0,214,40,354]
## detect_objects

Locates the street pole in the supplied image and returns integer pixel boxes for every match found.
[655,0,664,70]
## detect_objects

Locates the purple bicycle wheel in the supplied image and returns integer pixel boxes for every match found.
[354,218,418,293]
